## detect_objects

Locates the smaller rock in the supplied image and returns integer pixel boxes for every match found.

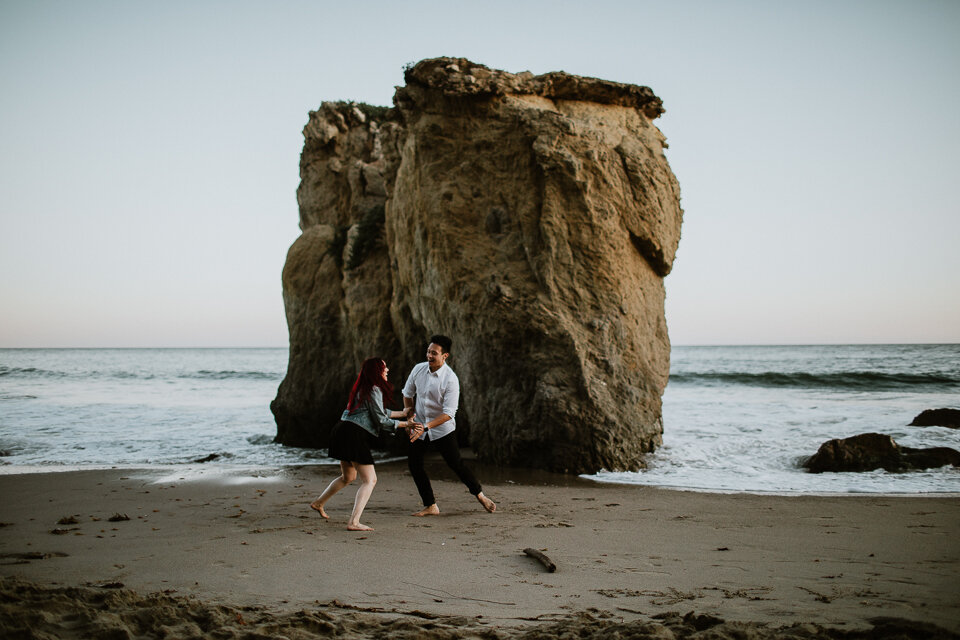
[803,432,960,473]
[804,433,902,473]
[909,408,960,429]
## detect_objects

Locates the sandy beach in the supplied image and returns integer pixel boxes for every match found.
[1,456,958,638]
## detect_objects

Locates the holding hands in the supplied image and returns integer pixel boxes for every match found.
[400,408,425,442]
[407,421,425,442]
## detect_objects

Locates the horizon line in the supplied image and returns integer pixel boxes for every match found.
[1,342,958,350]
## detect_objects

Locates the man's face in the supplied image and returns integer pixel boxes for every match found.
[426,343,448,370]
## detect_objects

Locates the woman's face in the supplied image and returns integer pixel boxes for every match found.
[381,362,389,381]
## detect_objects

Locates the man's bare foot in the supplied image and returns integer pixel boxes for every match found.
[346,523,373,531]
[412,504,440,517]
[477,493,497,513]
[309,501,329,519]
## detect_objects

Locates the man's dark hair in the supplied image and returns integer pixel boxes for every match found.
[429,334,453,354]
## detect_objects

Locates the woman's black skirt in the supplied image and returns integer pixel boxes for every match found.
[327,420,376,465]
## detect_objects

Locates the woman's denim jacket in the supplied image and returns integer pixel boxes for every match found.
[340,387,399,437]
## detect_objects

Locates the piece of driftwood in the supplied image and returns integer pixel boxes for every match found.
[523,547,556,572]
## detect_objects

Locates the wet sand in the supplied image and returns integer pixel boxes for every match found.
[1,457,958,638]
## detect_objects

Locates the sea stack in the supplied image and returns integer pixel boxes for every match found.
[271,58,683,474]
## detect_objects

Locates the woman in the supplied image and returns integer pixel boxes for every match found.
[310,358,422,531]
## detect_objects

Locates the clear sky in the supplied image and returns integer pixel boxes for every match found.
[1,0,958,347]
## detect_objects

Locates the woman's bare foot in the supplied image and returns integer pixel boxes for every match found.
[309,501,329,519]
[477,493,497,513]
[412,504,440,517]
[347,523,373,531]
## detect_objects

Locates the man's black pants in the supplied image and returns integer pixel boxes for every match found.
[407,431,482,507]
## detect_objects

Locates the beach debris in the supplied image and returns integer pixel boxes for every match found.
[320,598,448,618]
[50,527,78,535]
[1,551,68,562]
[597,587,703,606]
[57,516,79,525]
[108,513,131,522]
[523,547,557,572]
[716,586,773,601]
[92,581,125,589]
[798,584,885,605]
[192,453,221,463]
[401,581,515,606]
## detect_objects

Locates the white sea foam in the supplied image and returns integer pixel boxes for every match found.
[142,465,290,485]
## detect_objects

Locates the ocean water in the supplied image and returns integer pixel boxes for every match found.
[594,344,960,494]
[0,349,310,469]
[1,345,958,494]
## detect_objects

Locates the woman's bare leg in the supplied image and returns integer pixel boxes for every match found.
[310,461,356,518]
[347,463,377,531]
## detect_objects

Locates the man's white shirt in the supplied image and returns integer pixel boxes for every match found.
[402,361,459,441]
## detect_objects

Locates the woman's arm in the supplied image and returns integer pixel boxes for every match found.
[368,387,401,430]
[369,388,421,431]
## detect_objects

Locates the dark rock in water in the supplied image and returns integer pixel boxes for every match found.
[804,433,901,473]
[909,408,960,429]
[804,432,960,473]
[271,58,683,474]
[900,446,960,470]
[192,454,220,463]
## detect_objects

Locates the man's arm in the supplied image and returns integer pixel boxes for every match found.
[424,413,451,431]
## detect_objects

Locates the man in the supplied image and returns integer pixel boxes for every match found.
[402,335,496,516]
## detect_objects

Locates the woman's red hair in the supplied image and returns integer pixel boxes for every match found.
[346,357,394,412]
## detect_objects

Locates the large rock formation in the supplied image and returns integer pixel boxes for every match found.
[272,58,683,474]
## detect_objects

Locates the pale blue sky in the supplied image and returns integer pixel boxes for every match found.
[1,0,958,347]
